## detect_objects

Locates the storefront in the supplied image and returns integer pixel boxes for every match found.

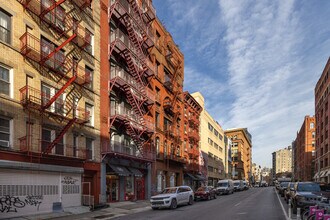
[183,173,205,191]
[105,162,148,202]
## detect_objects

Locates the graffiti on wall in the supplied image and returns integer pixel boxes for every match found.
[61,176,78,185]
[0,195,43,213]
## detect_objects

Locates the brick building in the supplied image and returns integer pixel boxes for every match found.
[102,0,156,202]
[293,116,315,181]
[0,0,101,218]
[225,128,252,182]
[315,58,330,183]
[182,92,203,191]
[152,16,185,194]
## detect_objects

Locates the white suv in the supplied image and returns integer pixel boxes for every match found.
[150,186,194,209]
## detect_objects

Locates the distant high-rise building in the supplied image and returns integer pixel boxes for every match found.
[225,128,252,182]
[315,58,330,183]
[272,147,292,175]
[293,116,316,181]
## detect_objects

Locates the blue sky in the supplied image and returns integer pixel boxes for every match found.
[153,0,330,168]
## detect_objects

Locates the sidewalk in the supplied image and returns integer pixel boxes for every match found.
[8,201,151,220]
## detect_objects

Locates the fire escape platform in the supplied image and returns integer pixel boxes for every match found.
[19,85,89,124]
[109,114,153,134]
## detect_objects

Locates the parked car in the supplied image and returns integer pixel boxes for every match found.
[284,182,295,203]
[194,186,217,201]
[261,181,268,187]
[150,186,194,210]
[278,182,289,197]
[216,179,234,195]
[290,182,325,214]
[233,180,244,191]
[243,181,249,190]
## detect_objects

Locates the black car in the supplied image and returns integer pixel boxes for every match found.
[290,182,324,214]
[278,182,289,197]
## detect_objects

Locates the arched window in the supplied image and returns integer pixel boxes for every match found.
[156,137,160,156]
[164,141,167,156]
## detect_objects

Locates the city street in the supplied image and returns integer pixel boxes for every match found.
[112,187,286,220]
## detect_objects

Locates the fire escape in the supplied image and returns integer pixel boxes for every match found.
[18,0,92,159]
[107,0,155,161]
[164,44,183,147]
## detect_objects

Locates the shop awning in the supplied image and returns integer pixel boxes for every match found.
[128,167,143,177]
[184,173,198,181]
[194,174,206,181]
[313,172,319,179]
[109,164,131,176]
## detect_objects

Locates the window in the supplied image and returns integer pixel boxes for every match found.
[312,132,316,138]
[208,123,213,132]
[41,37,65,71]
[85,66,94,90]
[156,60,160,77]
[86,137,94,160]
[214,129,218,137]
[73,135,78,157]
[85,31,94,55]
[156,137,160,156]
[0,65,10,96]
[310,123,315,129]
[0,9,11,44]
[219,134,223,141]
[0,117,11,148]
[85,103,94,126]
[155,112,160,128]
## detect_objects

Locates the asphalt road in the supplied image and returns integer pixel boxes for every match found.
[113,187,287,220]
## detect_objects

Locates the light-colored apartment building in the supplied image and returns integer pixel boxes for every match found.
[274,147,292,174]
[191,92,226,187]
[0,0,101,218]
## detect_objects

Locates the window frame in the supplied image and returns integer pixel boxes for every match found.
[0,8,12,44]
[0,64,12,97]
[0,116,12,148]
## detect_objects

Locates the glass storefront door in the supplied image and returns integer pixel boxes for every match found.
[106,175,119,202]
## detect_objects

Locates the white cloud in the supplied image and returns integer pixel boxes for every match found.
[218,0,314,166]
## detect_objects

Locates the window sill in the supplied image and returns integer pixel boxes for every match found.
[0,40,20,53]
[0,94,19,104]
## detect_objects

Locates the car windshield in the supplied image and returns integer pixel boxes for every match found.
[234,182,240,186]
[161,188,177,194]
[218,182,228,187]
[197,187,207,192]
[297,183,321,192]
[280,182,289,187]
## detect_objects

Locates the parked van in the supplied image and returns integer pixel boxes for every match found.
[216,179,234,195]
[233,180,244,191]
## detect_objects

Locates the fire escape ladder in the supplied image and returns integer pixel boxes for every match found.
[40,34,77,65]
[122,49,144,85]
[43,118,77,155]
[123,16,143,56]
[40,0,67,18]
[123,84,145,117]
[129,0,146,30]
[125,122,144,155]
[64,84,82,115]
[42,75,77,110]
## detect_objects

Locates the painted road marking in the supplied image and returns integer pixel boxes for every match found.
[275,188,290,220]
[234,202,241,206]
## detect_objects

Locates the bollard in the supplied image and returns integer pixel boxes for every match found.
[288,199,292,219]
[297,208,301,219]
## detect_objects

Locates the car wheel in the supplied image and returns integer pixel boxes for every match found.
[214,194,217,199]
[207,195,211,200]
[170,199,177,209]
[152,207,158,210]
[188,196,193,205]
